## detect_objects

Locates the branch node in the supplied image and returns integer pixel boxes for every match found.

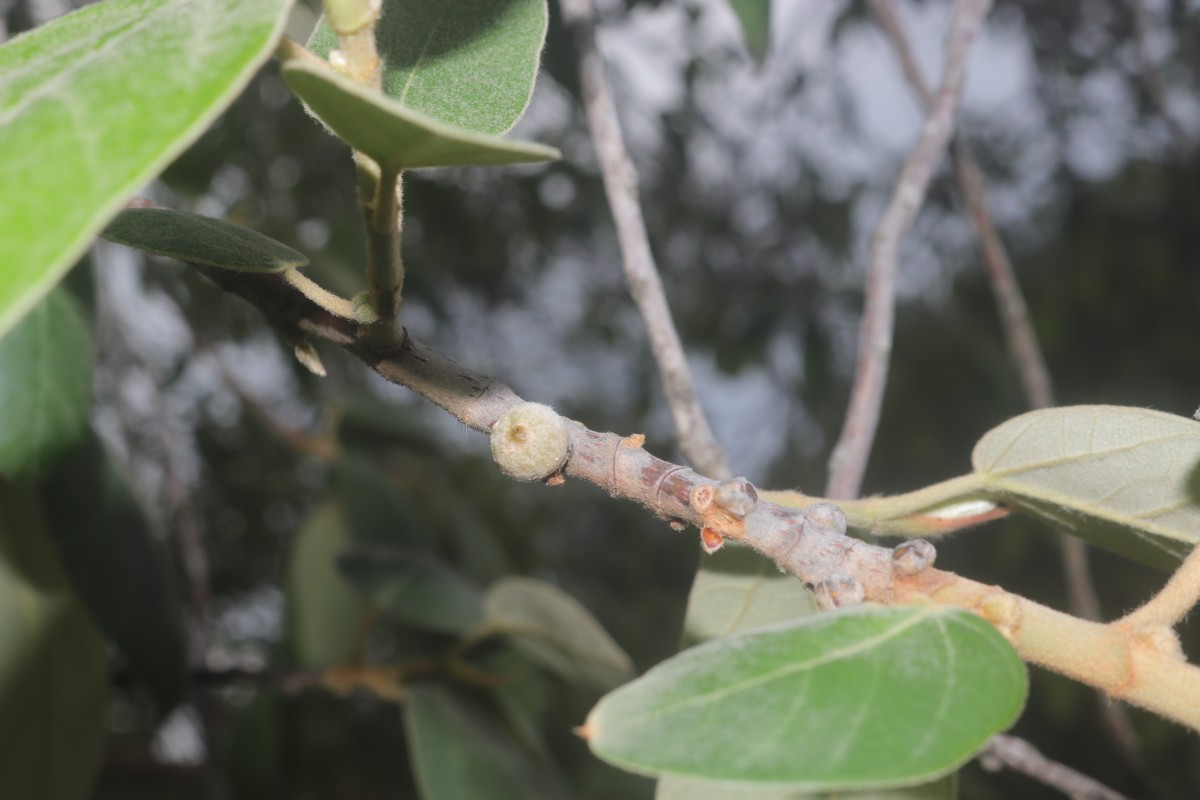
[892,538,937,577]
[689,484,715,513]
[1130,625,1185,661]
[978,590,1021,639]
[804,502,847,535]
[714,477,758,518]
[814,573,865,609]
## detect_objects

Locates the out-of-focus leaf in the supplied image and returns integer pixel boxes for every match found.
[0,0,295,338]
[587,606,1025,790]
[0,483,108,799]
[101,207,308,273]
[404,682,567,800]
[681,545,817,647]
[338,545,482,634]
[0,289,91,479]
[308,0,548,135]
[728,0,771,63]
[40,432,188,711]
[286,502,372,666]
[280,55,560,171]
[481,577,634,690]
[657,775,957,800]
[334,458,427,548]
[973,405,1200,568]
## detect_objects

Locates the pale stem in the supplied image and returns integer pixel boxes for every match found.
[359,163,405,350]
[557,0,731,480]
[1119,542,1200,628]
[323,0,382,88]
[825,0,992,500]
[981,735,1132,800]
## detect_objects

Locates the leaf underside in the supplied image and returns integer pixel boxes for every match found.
[0,0,294,338]
[101,207,308,272]
[973,405,1200,569]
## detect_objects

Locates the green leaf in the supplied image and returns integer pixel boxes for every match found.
[0,483,108,799]
[0,0,294,339]
[39,432,188,711]
[404,682,567,800]
[286,502,372,666]
[280,54,559,171]
[681,546,817,648]
[481,577,634,690]
[728,0,771,63]
[101,207,307,273]
[973,405,1200,569]
[0,288,91,479]
[309,0,548,135]
[587,606,1025,790]
[337,545,482,634]
[657,775,956,800]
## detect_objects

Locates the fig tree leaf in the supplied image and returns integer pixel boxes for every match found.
[101,208,307,273]
[656,775,956,800]
[40,432,188,712]
[337,545,482,634]
[680,546,817,648]
[404,682,567,800]
[0,288,91,480]
[308,0,548,135]
[280,55,559,171]
[973,405,1200,569]
[728,0,771,63]
[481,577,634,690]
[0,483,108,799]
[285,502,372,666]
[0,0,294,338]
[587,606,1025,790]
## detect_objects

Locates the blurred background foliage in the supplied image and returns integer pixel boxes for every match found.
[4,0,1200,797]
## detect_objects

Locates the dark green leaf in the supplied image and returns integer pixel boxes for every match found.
[338,545,482,633]
[587,606,1025,790]
[728,0,771,63]
[973,405,1200,568]
[101,207,308,272]
[0,288,91,479]
[286,502,372,666]
[281,55,559,171]
[0,0,295,337]
[40,432,188,711]
[0,483,108,799]
[309,0,548,135]
[334,457,427,548]
[481,577,634,689]
[404,682,567,800]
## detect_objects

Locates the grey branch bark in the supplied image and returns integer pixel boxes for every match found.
[557,0,731,480]
[826,0,992,500]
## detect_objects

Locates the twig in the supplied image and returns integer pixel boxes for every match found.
[195,262,1200,733]
[826,0,992,500]
[557,0,731,480]
[980,735,1133,800]
[1130,0,1192,157]
[1119,543,1200,628]
[870,0,1147,776]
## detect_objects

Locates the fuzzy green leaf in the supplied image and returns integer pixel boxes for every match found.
[587,606,1025,790]
[481,577,634,690]
[0,0,294,338]
[405,683,567,800]
[973,405,1200,568]
[101,208,307,273]
[338,545,482,634]
[281,55,559,171]
[0,289,91,479]
[0,483,108,799]
[309,0,548,135]
[286,502,372,666]
[728,0,771,63]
